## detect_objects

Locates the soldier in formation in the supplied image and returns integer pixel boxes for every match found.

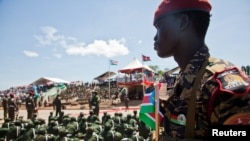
[90,91,101,116]
[53,95,62,117]
[1,94,8,120]
[0,109,152,141]
[8,93,19,121]
[25,92,36,119]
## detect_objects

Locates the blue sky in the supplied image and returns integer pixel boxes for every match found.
[0,0,249,91]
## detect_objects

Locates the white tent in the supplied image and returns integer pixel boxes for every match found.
[31,77,70,85]
[118,58,154,73]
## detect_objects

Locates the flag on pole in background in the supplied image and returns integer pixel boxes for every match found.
[110,59,118,65]
[139,85,163,130]
[142,55,151,61]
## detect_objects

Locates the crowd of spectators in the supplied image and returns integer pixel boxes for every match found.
[0,80,122,109]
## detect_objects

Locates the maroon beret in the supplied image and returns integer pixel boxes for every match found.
[154,0,212,24]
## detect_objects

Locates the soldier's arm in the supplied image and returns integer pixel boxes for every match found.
[13,100,18,111]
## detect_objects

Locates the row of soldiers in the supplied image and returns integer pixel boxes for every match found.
[0,110,153,141]
[1,93,19,121]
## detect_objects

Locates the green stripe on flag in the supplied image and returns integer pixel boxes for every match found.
[139,104,155,113]
[139,113,156,130]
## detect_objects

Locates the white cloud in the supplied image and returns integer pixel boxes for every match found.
[34,26,130,58]
[23,50,39,57]
[137,40,142,44]
[66,39,129,57]
[53,53,62,59]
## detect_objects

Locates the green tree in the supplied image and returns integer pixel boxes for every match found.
[149,65,159,72]
[149,65,168,81]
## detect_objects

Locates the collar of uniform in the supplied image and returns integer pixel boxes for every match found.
[178,46,210,91]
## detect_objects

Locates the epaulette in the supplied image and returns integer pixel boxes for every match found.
[206,56,235,74]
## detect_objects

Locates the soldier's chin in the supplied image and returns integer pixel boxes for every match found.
[157,52,172,58]
[156,52,166,58]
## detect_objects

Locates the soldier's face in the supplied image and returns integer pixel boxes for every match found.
[154,14,181,58]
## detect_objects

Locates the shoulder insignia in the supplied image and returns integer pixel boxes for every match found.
[213,67,250,95]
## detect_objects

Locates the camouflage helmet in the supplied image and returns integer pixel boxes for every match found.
[70,116,77,122]
[38,118,46,125]
[118,113,123,117]
[133,110,137,114]
[26,121,35,128]
[58,127,68,136]
[86,127,94,134]
[127,114,132,118]
[14,120,22,126]
[4,118,11,122]
[125,126,135,134]
[79,112,84,116]
[114,131,123,141]
[89,110,94,115]
[104,123,112,130]
[37,127,47,135]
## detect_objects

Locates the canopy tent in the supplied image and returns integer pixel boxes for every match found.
[94,71,116,81]
[31,77,70,85]
[165,66,180,75]
[118,58,154,73]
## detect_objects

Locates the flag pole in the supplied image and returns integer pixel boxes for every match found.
[108,60,111,100]
[141,55,145,100]
[154,82,160,141]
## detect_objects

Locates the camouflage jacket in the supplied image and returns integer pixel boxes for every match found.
[161,46,250,139]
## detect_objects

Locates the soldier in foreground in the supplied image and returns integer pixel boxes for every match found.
[153,0,250,140]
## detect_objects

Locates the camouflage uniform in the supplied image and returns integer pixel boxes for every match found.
[0,128,8,141]
[26,94,36,119]
[77,112,85,124]
[138,121,151,140]
[90,91,101,116]
[66,117,79,137]
[105,114,115,129]
[83,127,102,141]
[86,110,93,122]
[55,127,68,141]
[1,118,11,128]
[7,95,18,121]
[124,114,137,128]
[122,126,144,141]
[31,113,38,123]
[2,95,8,119]
[48,111,54,125]
[17,121,36,141]
[124,96,129,111]
[161,46,250,139]
[33,127,56,141]
[113,131,123,141]
[112,113,121,128]
[100,123,115,141]
[91,120,103,135]
[6,121,22,140]
[78,117,87,134]
[53,95,62,117]
[58,111,64,124]
[47,120,59,135]
[132,110,139,124]
[101,112,108,125]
